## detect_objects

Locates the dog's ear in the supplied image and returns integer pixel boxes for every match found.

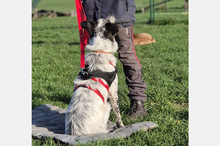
[80,21,96,36]
[105,14,115,23]
[104,23,121,41]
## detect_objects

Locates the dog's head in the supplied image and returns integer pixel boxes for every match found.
[80,14,121,53]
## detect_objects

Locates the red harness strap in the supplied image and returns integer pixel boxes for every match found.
[91,78,109,92]
[74,78,109,104]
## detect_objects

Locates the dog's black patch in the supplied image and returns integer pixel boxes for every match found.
[81,20,120,42]
[80,21,97,38]
[104,23,121,41]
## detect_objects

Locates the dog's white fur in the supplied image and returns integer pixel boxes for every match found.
[65,15,124,136]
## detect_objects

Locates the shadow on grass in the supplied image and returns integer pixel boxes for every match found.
[32,41,80,46]
[32,92,71,109]
[176,108,188,120]
[68,42,80,46]
[32,40,45,45]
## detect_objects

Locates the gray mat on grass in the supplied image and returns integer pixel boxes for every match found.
[32,104,158,145]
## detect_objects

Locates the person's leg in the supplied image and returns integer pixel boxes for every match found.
[116,25,147,118]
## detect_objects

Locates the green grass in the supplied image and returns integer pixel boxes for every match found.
[34,0,75,11]
[32,2,188,145]
[34,0,185,12]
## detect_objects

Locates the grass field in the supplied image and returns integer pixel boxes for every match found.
[34,0,185,12]
[32,1,188,145]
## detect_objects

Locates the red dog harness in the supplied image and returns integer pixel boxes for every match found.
[75,1,110,104]
[74,60,117,104]
[74,78,109,104]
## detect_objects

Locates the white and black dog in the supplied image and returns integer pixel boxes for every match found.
[65,14,124,136]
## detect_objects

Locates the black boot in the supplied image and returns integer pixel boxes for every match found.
[129,99,148,119]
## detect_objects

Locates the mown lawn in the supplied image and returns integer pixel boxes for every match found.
[34,0,185,12]
[32,4,188,146]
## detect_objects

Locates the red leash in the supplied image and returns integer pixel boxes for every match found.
[75,0,88,69]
